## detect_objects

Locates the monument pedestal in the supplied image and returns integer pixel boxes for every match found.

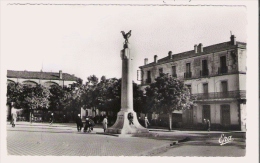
[106,110,149,134]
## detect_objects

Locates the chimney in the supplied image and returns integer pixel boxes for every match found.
[59,70,62,79]
[194,44,197,53]
[168,51,172,59]
[230,35,236,45]
[154,55,158,63]
[144,58,148,65]
[198,43,203,53]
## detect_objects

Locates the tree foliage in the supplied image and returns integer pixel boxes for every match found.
[145,73,196,130]
[49,85,67,111]
[81,75,144,115]
[7,82,51,110]
[22,84,51,110]
[145,73,196,114]
[7,82,23,107]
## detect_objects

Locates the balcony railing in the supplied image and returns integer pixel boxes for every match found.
[200,69,209,77]
[184,72,192,79]
[218,66,228,74]
[193,90,246,100]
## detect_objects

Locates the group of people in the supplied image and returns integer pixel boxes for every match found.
[203,118,211,131]
[75,114,108,133]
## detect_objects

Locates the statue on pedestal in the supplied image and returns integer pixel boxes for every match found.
[105,30,149,135]
[121,30,132,44]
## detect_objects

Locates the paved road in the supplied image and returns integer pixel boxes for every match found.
[5,122,246,156]
[6,124,172,156]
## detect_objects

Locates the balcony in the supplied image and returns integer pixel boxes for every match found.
[194,90,246,100]
[200,69,209,77]
[146,78,151,84]
[218,66,228,74]
[184,72,192,79]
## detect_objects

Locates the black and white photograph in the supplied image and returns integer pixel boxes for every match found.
[0,0,258,162]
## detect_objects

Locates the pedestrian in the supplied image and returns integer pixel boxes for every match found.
[84,117,91,132]
[144,117,150,128]
[207,119,211,132]
[203,119,207,131]
[76,114,83,132]
[88,117,95,132]
[102,116,108,132]
[11,103,17,127]
[49,113,54,125]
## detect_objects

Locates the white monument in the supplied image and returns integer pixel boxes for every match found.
[106,31,149,135]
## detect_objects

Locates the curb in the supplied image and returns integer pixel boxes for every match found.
[138,137,190,156]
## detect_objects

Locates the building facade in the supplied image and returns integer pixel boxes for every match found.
[139,35,246,131]
[7,70,79,122]
[7,70,78,88]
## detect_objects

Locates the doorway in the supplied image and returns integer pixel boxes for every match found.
[221,105,231,127]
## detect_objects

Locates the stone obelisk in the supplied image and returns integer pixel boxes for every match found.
[106,31,149,135]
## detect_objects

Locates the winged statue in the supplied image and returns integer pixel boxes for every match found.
[121,30,131,44]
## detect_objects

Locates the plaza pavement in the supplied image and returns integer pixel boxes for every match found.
[5,122,246,156]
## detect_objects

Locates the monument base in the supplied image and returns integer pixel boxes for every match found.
[106,110,149,135]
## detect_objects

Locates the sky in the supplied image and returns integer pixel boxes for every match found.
[1,2,247,84]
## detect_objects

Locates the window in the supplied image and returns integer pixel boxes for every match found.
[186,63,191,73]
[221,81,228,97]
[203,83,208,94]
[159,68,163,75]
[172,66,177,77]
[185,63,192,78]
[201,60,209,76]
[221,81,228,92]
[186,84,192,94]
[146,71,151,84]
[219,56,227,74]
[202,105,211,121]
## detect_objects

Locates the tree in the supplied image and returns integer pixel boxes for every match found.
[49,85,67,111]
[145,73,196,130]
[6,82,24,120]
[80,76,145,122]
[81,75,99,109]
[7,82,24,107]
[133,82,145,113]
[62,78,85,120]
[21,84,51,122]
[96,77,121,114]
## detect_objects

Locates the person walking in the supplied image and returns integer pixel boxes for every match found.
[207,119,211,132]
[76,114,83,132]
[84,117,91,132]
[203,119,207,131]
[11,103,17,127]
[49,113,54,125]
[102,116,108,132]
[144,117,150,128]
[88,117,95,132]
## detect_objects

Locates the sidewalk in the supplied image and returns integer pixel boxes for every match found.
[10,121,246,132]
[7,121,246,139]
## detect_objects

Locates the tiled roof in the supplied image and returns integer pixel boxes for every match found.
[7,70,78,81]
[140,41,246,68]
